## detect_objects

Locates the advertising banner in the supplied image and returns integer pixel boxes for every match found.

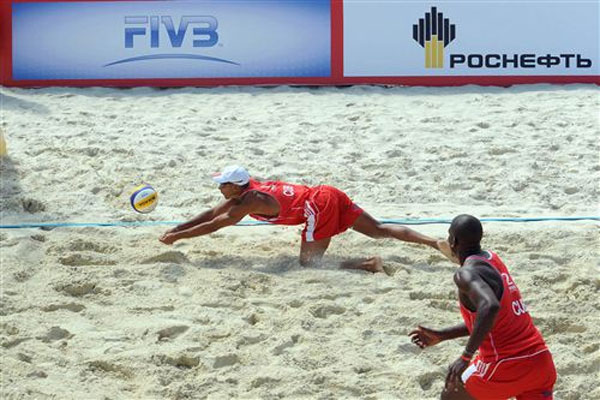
[12,1,331,80]
[344,1,598,77]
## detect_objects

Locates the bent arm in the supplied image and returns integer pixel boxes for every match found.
[169,199,236,233]
[437,323,470,341]
[455,268,501,355]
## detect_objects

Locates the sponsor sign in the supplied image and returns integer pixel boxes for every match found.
[344,1,598,76]
[13,1,331,80]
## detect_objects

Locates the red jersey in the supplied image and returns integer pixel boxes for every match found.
[460,251,547,362]
[241,178,312,225]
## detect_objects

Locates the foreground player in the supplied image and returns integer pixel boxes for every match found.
[159,165,454,273]
[410,215,556,399]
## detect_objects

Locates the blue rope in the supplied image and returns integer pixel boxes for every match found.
[0,216,598,229]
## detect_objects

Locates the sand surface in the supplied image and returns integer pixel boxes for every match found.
[1,84,599,399]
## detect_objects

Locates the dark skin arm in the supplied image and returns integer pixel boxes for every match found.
[409,323,469,349]
[445,263,501,389]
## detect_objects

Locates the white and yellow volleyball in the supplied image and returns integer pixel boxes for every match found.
[130,184,158,214]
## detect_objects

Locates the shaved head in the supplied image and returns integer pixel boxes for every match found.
[449,214,483,250]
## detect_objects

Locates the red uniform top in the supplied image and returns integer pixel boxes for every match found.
[241,178,312,225]
[460,251,547,362]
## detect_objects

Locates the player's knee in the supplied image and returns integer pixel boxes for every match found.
[440,390,456,400]
[299,254,322,268]
[299,255,315,267]
[440,384,473,400]
[299,257,310,267]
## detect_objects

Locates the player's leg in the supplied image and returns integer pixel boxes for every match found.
[515,351,557,400]
[440,383,475,400]
[299,237,331,267]
[352,212,458,263]
[352,211,438,247]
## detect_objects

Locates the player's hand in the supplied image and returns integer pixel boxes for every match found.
[436,239,460,264]
[445,356,469,391]
[409,325,444,348]
[159,232,178,245]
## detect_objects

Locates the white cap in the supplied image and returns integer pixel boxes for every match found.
[212,165,250,186]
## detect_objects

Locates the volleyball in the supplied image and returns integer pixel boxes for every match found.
[130,184,158,214]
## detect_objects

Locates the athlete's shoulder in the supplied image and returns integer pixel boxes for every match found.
[453,266,476,288]
[236,190,262,210]
[241,189,269,203]
[454,262,495,287]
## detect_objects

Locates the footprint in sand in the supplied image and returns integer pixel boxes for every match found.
[534,316,587,335]
[272,334,301,355]
[88,360,134,378]
[212,353,240,369]
[42,303,85,313]
[251,376,282,389]
[160,264,186,283]
[55,281,98,297]
[309,304,346,319]
[2,337,31,350]
[13,270,34,282]
[142,251,189,264]
[563,186,579,195]
[21,198,46,213]
[427,300,456,312]
[408,290,455,301]
[37,326,73,342]
[26,371,48,379]
[154,354,200,369]
[58,253,116,266]
[236,333,267,347]
[417,371,443,391]
[157,325,189,341]
[64,239,118,254]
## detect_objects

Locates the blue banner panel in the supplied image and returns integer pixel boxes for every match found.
[13,1,331,80]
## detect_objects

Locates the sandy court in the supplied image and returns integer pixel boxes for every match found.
[1,85,599,399]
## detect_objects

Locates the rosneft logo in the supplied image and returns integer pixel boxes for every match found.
[413,7,456,68]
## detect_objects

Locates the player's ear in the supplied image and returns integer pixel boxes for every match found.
[451,235,458,249]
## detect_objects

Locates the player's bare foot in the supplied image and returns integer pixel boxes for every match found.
[341,256,385,274]
[366,256,384,273]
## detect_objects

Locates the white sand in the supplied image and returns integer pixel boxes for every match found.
[1,85,599,399]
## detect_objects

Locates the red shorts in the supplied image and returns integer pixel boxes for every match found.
[301,186,363,242]
[462,349,556,400]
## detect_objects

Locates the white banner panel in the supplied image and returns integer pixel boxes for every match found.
[344,1,599,76]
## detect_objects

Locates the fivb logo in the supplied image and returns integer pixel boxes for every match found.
[124,16,218,48]
[413,7,456,68]
[105,15,239,67]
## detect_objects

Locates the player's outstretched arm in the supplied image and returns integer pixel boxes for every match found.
[437,239,460,263]
[159,199,253,245]
[166,199,238,234]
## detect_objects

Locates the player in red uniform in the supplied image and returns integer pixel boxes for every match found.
[159,165,454,273]
[409,215,556,399]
